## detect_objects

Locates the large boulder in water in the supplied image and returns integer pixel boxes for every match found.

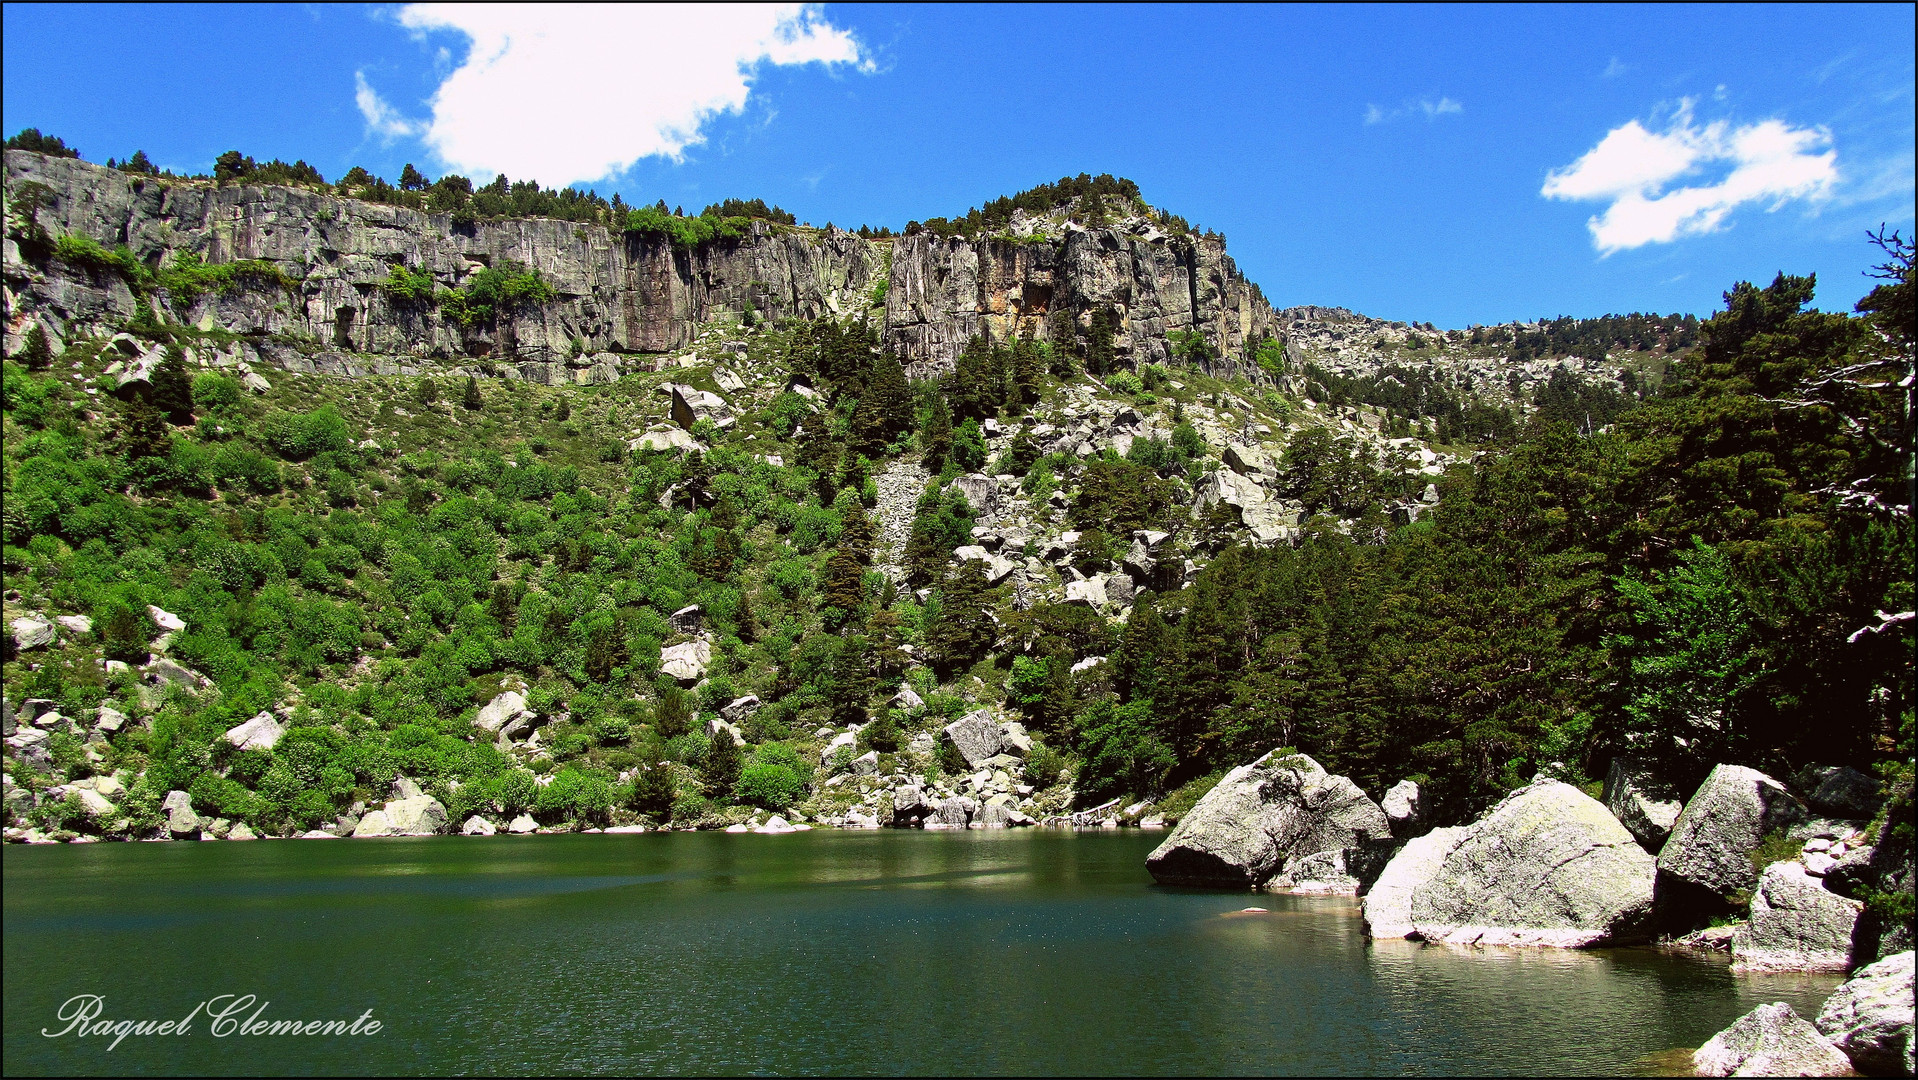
[1815,950,1914,1076]
[1732,861,1864,972]
[1363,826,1468,940]
[1694,1002,1851,1077]
[1602,755,1683,851]
[1145,751,1392,890]
[1407,779,1657,947]
[1658,764,1808,913]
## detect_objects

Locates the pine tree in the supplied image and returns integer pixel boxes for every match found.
[927,560,996,679]
[631,763,676,821]
[151,344,194,423]
[653,683,691,738]
[734,589,760,644]
[120,396,171,461]
[702,724,742,798]
[14,323,52,371]
[462,375,484,410]
[922,394,954,474]
[841,503,876,563]
[820,545,867,629]
[1086,307,1117,377]
[1013,333,1045,405]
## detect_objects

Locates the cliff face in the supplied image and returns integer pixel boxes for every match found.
[3,151,1278,380]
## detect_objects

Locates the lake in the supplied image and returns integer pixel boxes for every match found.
[3,830,1842,1076]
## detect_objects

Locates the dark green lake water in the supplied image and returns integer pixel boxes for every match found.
[4,831,1842,1076]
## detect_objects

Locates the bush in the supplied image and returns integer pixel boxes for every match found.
[734,762,807,810]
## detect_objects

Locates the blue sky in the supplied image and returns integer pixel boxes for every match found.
[4,3,1911,327]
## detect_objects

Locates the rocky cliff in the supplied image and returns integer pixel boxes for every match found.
[3,151,1280,381]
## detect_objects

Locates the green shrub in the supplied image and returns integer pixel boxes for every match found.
[734,762,807,810]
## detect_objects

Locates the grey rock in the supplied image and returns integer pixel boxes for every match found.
[1145,751,1393,889]
[924,796,976,829]
[631,426,702,456]
[705,717,745,747]
[508,814,538,834]
[462,816,497,836]
[892,686,924,712]
[1380,779,1423,839]
[10,617,54,650]
[351,811,394,837]
[146,605,186,632]
[1602,755,1683,851]
[223,711,284,752]
[659,639,712,684]
[1694,1002,1850,1077]
[73,787,118,818]
[382,795,448,835]
[94,707,126,733]
[851,751,880,777]
[1364,826,1469,940]
[669,605,705,633]
[1732,861,1863,972]
[473,690,531,733]
[55,614,93,635]
[142,658,210,692]
[720,695,761,725]
[943,710,1004,769]
[161,790,199,836]
[227,822,257,841]
[1798,764,1884,820]
[1409,780,1657,947]
[974,799,1013,829]
[390,775,424,801]
[1659,764,1809,911]
[1815,950,1914,1076]
[819,730,858,766]
[998,721,1033,758]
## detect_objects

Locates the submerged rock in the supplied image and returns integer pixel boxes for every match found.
[1693,1002,1850,1077]
[1145,751,1392,890]
[1815,950,1914,1076]
[1407,780,1656,947]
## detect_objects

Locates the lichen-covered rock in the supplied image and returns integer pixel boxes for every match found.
[1381,779,1423,839]
[1732,861,1864,972]
[382,795,448,836]
[942,711,1003,770]
[1363,826,1468,940]
[1408,780,1657,947]
[161,790,200,836]
[461,816,497,836]
[1797,764,1884,820]
[1658,764,1808,911]
[473,690,530,734]
[1602,755,1683,851]
[1815,950,1914,1076]
[223,710,285,752]
[1145,751,1392,889]
[658,639,712,685]
[351,811,395,837]
[10,617,55,650]
[1694,1002,1851,1077]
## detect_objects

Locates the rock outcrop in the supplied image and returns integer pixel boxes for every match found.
[1694,1002,1852,1078]
[1657,764,1808,913]
[1732,861,1864,972]
[1145,751,1392,890]
[1398,780,1657,947]
[1815,950,1914,1076]
[6,150,1281,379]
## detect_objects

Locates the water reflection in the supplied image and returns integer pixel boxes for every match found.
[5,833,1844,1077]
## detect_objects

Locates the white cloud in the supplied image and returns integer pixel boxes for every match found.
[1364,97,1463,125]
[360,3,867,186]
[1542,101,1837,254]
[1602,57,1628,78]
[356,71,424,141]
